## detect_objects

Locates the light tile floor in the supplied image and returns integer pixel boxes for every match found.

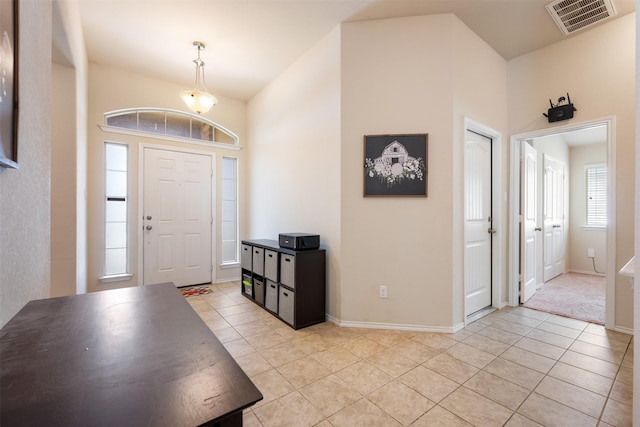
[186,282,633,427]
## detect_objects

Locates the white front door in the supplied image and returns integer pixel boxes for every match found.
[464,130,493,316]
[520,142,538,303]
[543,154,565,282]
[143,147,213,286]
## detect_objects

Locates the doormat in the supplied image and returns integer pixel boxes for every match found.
[180,287,213,297]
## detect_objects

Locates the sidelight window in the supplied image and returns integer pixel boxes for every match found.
[104,142,129,277]
[221,157,239,264]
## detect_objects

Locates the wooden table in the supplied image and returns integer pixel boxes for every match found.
[0,283,262,426]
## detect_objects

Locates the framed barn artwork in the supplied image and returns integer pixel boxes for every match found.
[0,0,18,169]
[363,133,428,197]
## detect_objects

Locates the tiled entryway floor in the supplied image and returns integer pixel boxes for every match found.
[187,282,633,427]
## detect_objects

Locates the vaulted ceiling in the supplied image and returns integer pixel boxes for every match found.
[76,0,635,102]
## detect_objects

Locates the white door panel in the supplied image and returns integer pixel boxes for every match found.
[543,154,565,282]
[520,142,538,303]
[464,131,492,316]
[143,148,213,286]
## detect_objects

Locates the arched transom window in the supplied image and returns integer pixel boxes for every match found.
[103,108,238,147]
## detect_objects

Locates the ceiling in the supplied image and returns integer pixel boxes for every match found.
[533,124,608,146]
[75,0,635,102]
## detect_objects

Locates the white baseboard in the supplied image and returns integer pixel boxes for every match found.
[325,314,463,333]
[214,277,241,284]
[612,325,634,336]
[567,269,606,277]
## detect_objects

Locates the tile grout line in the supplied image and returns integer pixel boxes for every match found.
[487,311,630,426]
[594,338,633,425]
[451,310,618,426]
[199,287,631,426]
[505,316,587,426]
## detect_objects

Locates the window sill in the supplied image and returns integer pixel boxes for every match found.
[220,262,240,269]
[581,225,606,231]
[99,273,134,283]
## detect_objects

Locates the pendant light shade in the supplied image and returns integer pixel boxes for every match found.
[181,41,217,114]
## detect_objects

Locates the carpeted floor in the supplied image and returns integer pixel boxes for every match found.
[522,272,606,325]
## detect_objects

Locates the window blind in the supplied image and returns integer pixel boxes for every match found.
[586,164,607,227]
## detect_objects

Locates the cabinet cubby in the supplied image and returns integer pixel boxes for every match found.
[240,239,326,329]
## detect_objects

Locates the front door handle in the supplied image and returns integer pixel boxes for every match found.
[488,228,497,234]
[146,225,153,230]
[534,227,542,231]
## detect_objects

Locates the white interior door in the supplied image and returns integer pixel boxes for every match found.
[543,154,565,282]
[143,147,213,286]
[464,130,492,316]
[520,142,538,303]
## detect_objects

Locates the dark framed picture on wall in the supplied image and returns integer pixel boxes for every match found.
[364,133,428,197]
[0,0,18,169]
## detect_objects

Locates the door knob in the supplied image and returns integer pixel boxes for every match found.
[534,227,542,231]
[146,225,152,230]
[488,228,497,234]
[146,215,152,220]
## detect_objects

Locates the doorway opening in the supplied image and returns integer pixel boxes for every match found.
[509,117,615,328]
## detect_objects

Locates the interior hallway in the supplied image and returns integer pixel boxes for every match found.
[523,272,606,325]
[187,282,632,426]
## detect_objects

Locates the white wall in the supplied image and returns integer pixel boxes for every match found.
[247,28,342,318]
[569,143,607,274]
[508,13,636,329]
[86,64,247,292]
[0,1,52,326]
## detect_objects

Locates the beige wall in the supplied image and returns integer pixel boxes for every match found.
[569,143,607,274]
[452,18,509,322]
[634,8,639,423]
[86,64,247,293]
[51,63,78,297]
[247,28,342,319]
[508,13,636,329]
[51,0,89,298]
[0,1,53,326]
[340,14,507,329]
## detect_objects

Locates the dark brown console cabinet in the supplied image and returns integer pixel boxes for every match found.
[241,239,326,329]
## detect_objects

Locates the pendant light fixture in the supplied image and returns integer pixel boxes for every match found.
[180,41,217,114]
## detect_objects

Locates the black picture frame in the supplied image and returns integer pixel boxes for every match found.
[0,0,18,169]
[364,133,428,197]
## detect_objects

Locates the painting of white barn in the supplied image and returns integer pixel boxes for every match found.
[364,134,428,196]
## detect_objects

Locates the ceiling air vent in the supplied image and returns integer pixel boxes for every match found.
[546,0,617,35]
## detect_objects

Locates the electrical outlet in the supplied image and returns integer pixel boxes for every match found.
[587,248,595,258]
[379,285,388,298]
